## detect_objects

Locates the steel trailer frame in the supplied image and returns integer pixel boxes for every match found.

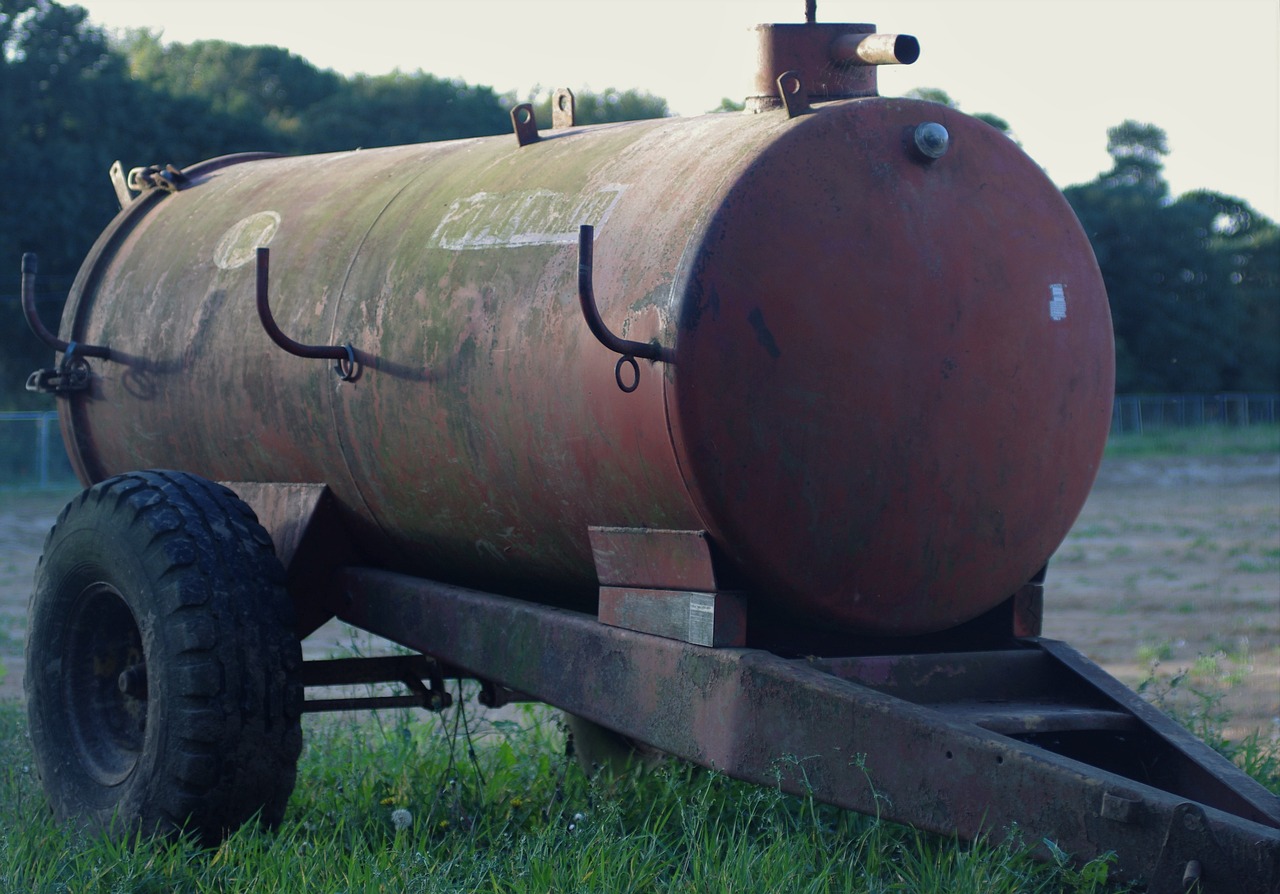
[312,564,1280,894]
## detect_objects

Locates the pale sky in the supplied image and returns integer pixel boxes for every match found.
[74,0,1280,221]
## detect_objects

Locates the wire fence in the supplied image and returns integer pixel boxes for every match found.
[1110,393,1279,435]
[2,395,1278,489]
[0,410,76,490]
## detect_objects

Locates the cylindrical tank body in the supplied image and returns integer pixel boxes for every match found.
[57,97,1113,636]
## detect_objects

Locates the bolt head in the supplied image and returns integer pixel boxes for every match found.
[914,122,950,160]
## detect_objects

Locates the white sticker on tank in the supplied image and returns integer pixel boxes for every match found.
[431,185,626,250]
[214,211,281,270]
[1049,283,1067,321]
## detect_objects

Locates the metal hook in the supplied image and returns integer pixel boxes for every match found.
[255,247,360,382]
[21,253,110,359]
[577,225,671,393]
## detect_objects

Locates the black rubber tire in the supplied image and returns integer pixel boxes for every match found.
[25,470,303,843]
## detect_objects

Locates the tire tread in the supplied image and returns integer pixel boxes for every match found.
[25,470,303,842]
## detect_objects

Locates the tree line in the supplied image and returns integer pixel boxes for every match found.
[1064,121,1277,394]
[2,0,1275,410]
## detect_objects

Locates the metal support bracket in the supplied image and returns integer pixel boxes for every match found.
[334,568,1280,892]
[300,655,454,713]
[220,482,355,638]
[25,356,91,394]
[1149,802,1224,892]
[478,681,536,709]
[589,527,746,646]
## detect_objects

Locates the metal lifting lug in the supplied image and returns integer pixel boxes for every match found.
[551,88,576,129]
[510,103,540,147]
[776,71,809,119]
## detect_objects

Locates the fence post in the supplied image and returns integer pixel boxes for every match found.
[37,412,47,488]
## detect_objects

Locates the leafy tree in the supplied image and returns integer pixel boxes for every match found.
[294,70,510,152]
[117,35,512,155]
[1100,119,1169,196]
[1066,121,1279,392]
[2,0,126,269]
[1181,191,1280,391]
[120,31,342,150]
[1,0,139,408]
[903,86,1013,138]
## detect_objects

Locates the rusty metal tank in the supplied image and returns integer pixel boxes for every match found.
[48,84,1113,637]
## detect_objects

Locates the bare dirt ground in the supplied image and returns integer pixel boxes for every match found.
[1042,454,1279,740]
[2,455,1277,741]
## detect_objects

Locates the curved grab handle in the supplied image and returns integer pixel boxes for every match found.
[256,247,359,381]
[21,253,110,359]
[577,225,671,392]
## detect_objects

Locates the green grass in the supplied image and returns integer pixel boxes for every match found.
[1137,661,1280,796]
[0,699,1125,894]
[4,671,1276,892]
[1104,423,1280,457]
[3,431,1277,890]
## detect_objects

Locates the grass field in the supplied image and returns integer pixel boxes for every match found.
[1047,426,1279,739]
[1,425,1276,891]
[1103,423,1280,457]
[0,702,1124,894]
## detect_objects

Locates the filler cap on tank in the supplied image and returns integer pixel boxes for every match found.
[746,0,919,113]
